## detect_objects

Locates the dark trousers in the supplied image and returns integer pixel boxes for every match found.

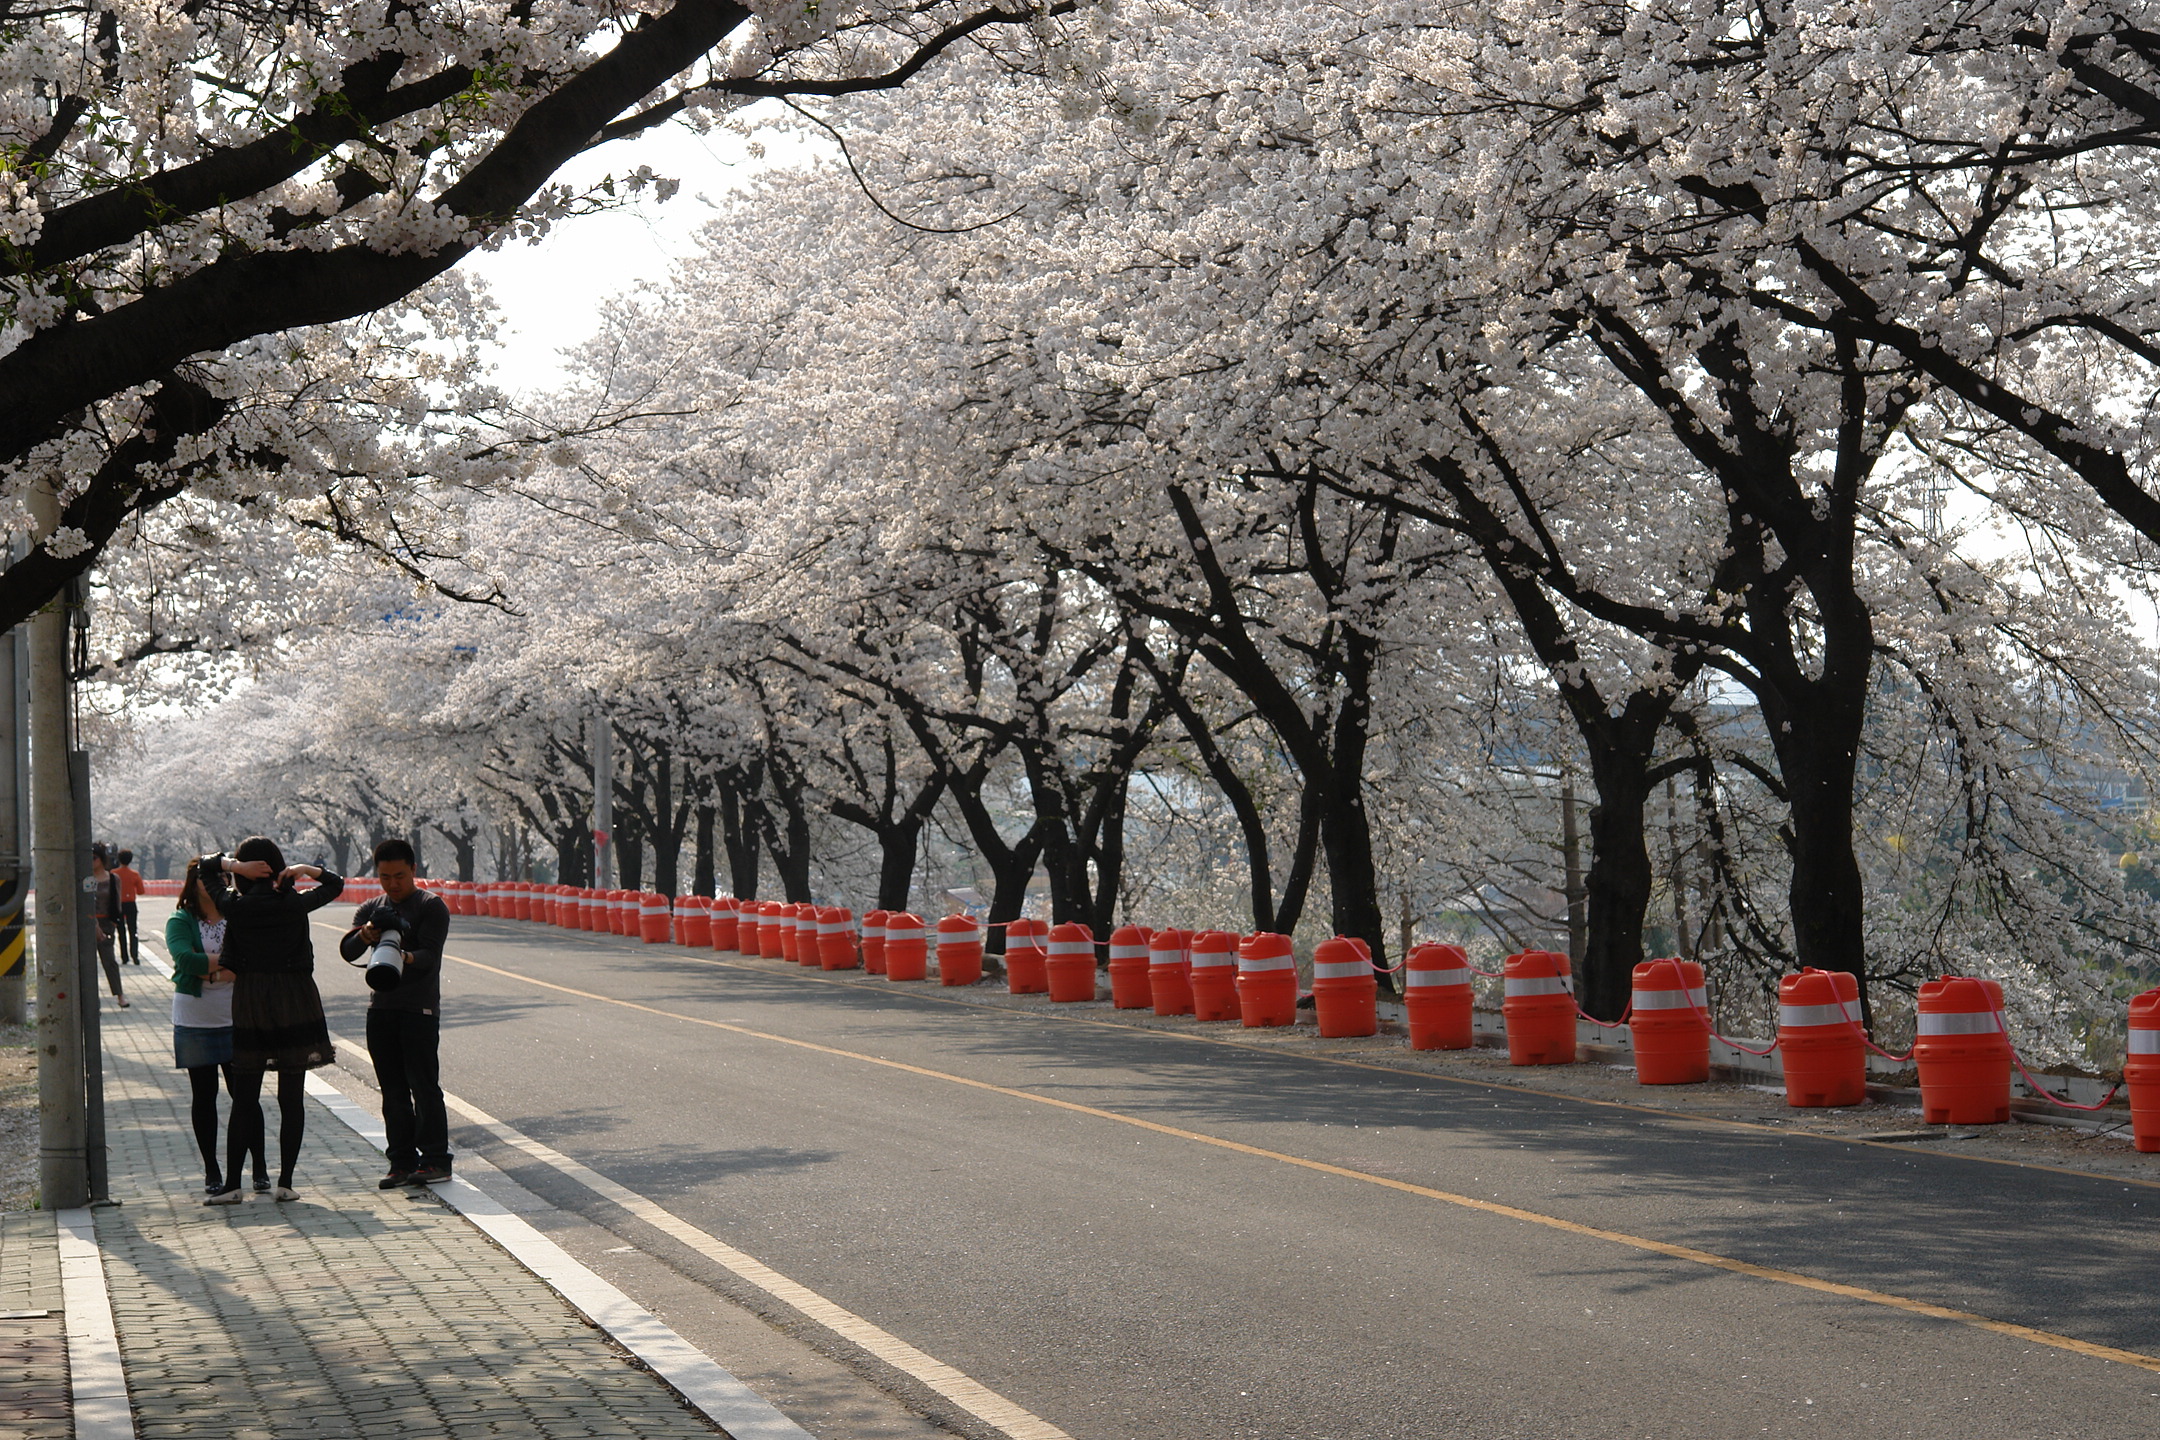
[367,1008,449,1171]
[119,902,140,963]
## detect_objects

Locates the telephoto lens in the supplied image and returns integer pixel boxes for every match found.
[366,928,405,992]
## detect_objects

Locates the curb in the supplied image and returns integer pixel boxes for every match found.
[56,1207,133,1440]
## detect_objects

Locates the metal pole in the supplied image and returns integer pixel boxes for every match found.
[0,568,28,1025]
[592,712,615,891]
[30,484,86,1209]
[73,749,106,1203]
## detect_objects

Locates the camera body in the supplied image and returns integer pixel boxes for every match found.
[365,926,405,992]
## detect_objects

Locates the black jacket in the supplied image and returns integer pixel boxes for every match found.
[339,890,450,1014]
[208,859,345,975]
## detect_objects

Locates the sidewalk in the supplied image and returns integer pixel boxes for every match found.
[70,976,728,1440]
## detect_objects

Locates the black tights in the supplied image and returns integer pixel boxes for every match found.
[225,1066,306,1190]
[188,1064,265,1190]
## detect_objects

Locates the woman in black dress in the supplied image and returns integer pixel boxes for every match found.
[201,836,344,1204]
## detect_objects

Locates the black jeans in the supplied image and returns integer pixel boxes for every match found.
[119,902,140,963]
[367,1009,449,1171]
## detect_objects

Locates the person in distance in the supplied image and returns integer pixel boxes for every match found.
[340,838,453,1189]
[199,838,344,1204]
[89,843,127,1007]
[114,847,146,964]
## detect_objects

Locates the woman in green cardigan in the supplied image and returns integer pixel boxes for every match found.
[167,860,265,1200]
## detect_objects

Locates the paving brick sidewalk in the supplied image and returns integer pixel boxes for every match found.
[1,1209,68,1439]
[93,982,723,1440]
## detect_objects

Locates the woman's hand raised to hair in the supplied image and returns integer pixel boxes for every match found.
[278,864,324,886]
[225,859,274,881]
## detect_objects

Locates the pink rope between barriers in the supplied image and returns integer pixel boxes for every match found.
[1993,1008,2124,1112]
[1682,988,1781,1058]
[1575,1003,1632,1030]
[1825,992,1913,1064]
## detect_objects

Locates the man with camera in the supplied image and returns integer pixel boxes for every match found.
[339,838,453,1189]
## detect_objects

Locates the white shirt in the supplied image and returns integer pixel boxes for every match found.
[172,917,234,1029]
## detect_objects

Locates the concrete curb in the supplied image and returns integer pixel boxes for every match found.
[56,1207,134,1440]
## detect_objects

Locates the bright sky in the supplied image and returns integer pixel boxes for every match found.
[463,109,828,399]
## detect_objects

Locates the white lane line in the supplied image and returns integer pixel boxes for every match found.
[432,1087,1077,1440]
[57,1208,136,1440]
[302,1072,814,1440]
[303,923,1076,1440]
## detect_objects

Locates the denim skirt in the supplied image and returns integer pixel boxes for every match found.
[173,1024,234,1070]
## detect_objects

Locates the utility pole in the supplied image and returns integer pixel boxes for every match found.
[0,549,28,1025]
[591,712,615,891]
[30,484,86,1210]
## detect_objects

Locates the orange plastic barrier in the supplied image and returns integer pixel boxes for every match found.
[773,903,798,962]
[1106,925,1153,1008]
[1311,936,1377,1038]
[1404,943,1474,1050]
[708,896,739,951]
[1148,929,1193,1016]
[800,904,826,966]
[679,896,710,947]
[1915,976,2011,1124]
[1236,932,1298,1028]
[862,910,890,975]
[936,914,983,986]
[758,901,786,958]
[1503,950,1576,1065]
[1046,923,1097,1002]
[638,893,670,944]
[1629,958,1709,1084]
[735,899,761,955]
[884,912,927,981]
[1777,968,1867,1107]
[817,907,858,969]
[1005,918,1050,995]
[1187,931,1241,1022]
[2129,988,2160,1153]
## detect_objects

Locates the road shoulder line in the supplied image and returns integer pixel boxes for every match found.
[426,1082,1078,1440]
[301,1071,816,1440]
[56,1206,134,1440]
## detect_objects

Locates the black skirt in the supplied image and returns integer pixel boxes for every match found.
[231,972,335,1071]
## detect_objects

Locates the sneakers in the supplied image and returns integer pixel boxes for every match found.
[377,1170,413,1190]
[406,1163,453,1186]
[203,1187,243,1206]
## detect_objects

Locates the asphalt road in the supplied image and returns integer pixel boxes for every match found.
[319,917,2160,1440]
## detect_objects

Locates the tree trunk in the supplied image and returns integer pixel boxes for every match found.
[1764,671,1872,1022]
[694,803,716,898]
[1576,763,1655,1020]
[876,821,922,913]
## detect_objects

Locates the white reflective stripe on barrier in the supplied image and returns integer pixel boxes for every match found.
[1504,976,1571,997]
[1188,952,1236,968]
[2130,1029,2160,1055]
[1780,1002,1859,1029]
[1047,941,1094,956]
[1918,1010,2004,1036]
[862,926,885,940]
[818,921,847,936]
[1108,946,1149,960]
[1238,956,1296,973]
[1149,955,1189,967]
[1406,968,1472,988]
[1312,960,1372,980]
[1630,986,1707,1011]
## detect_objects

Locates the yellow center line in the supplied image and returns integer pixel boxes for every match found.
[419,935,2160,1378]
